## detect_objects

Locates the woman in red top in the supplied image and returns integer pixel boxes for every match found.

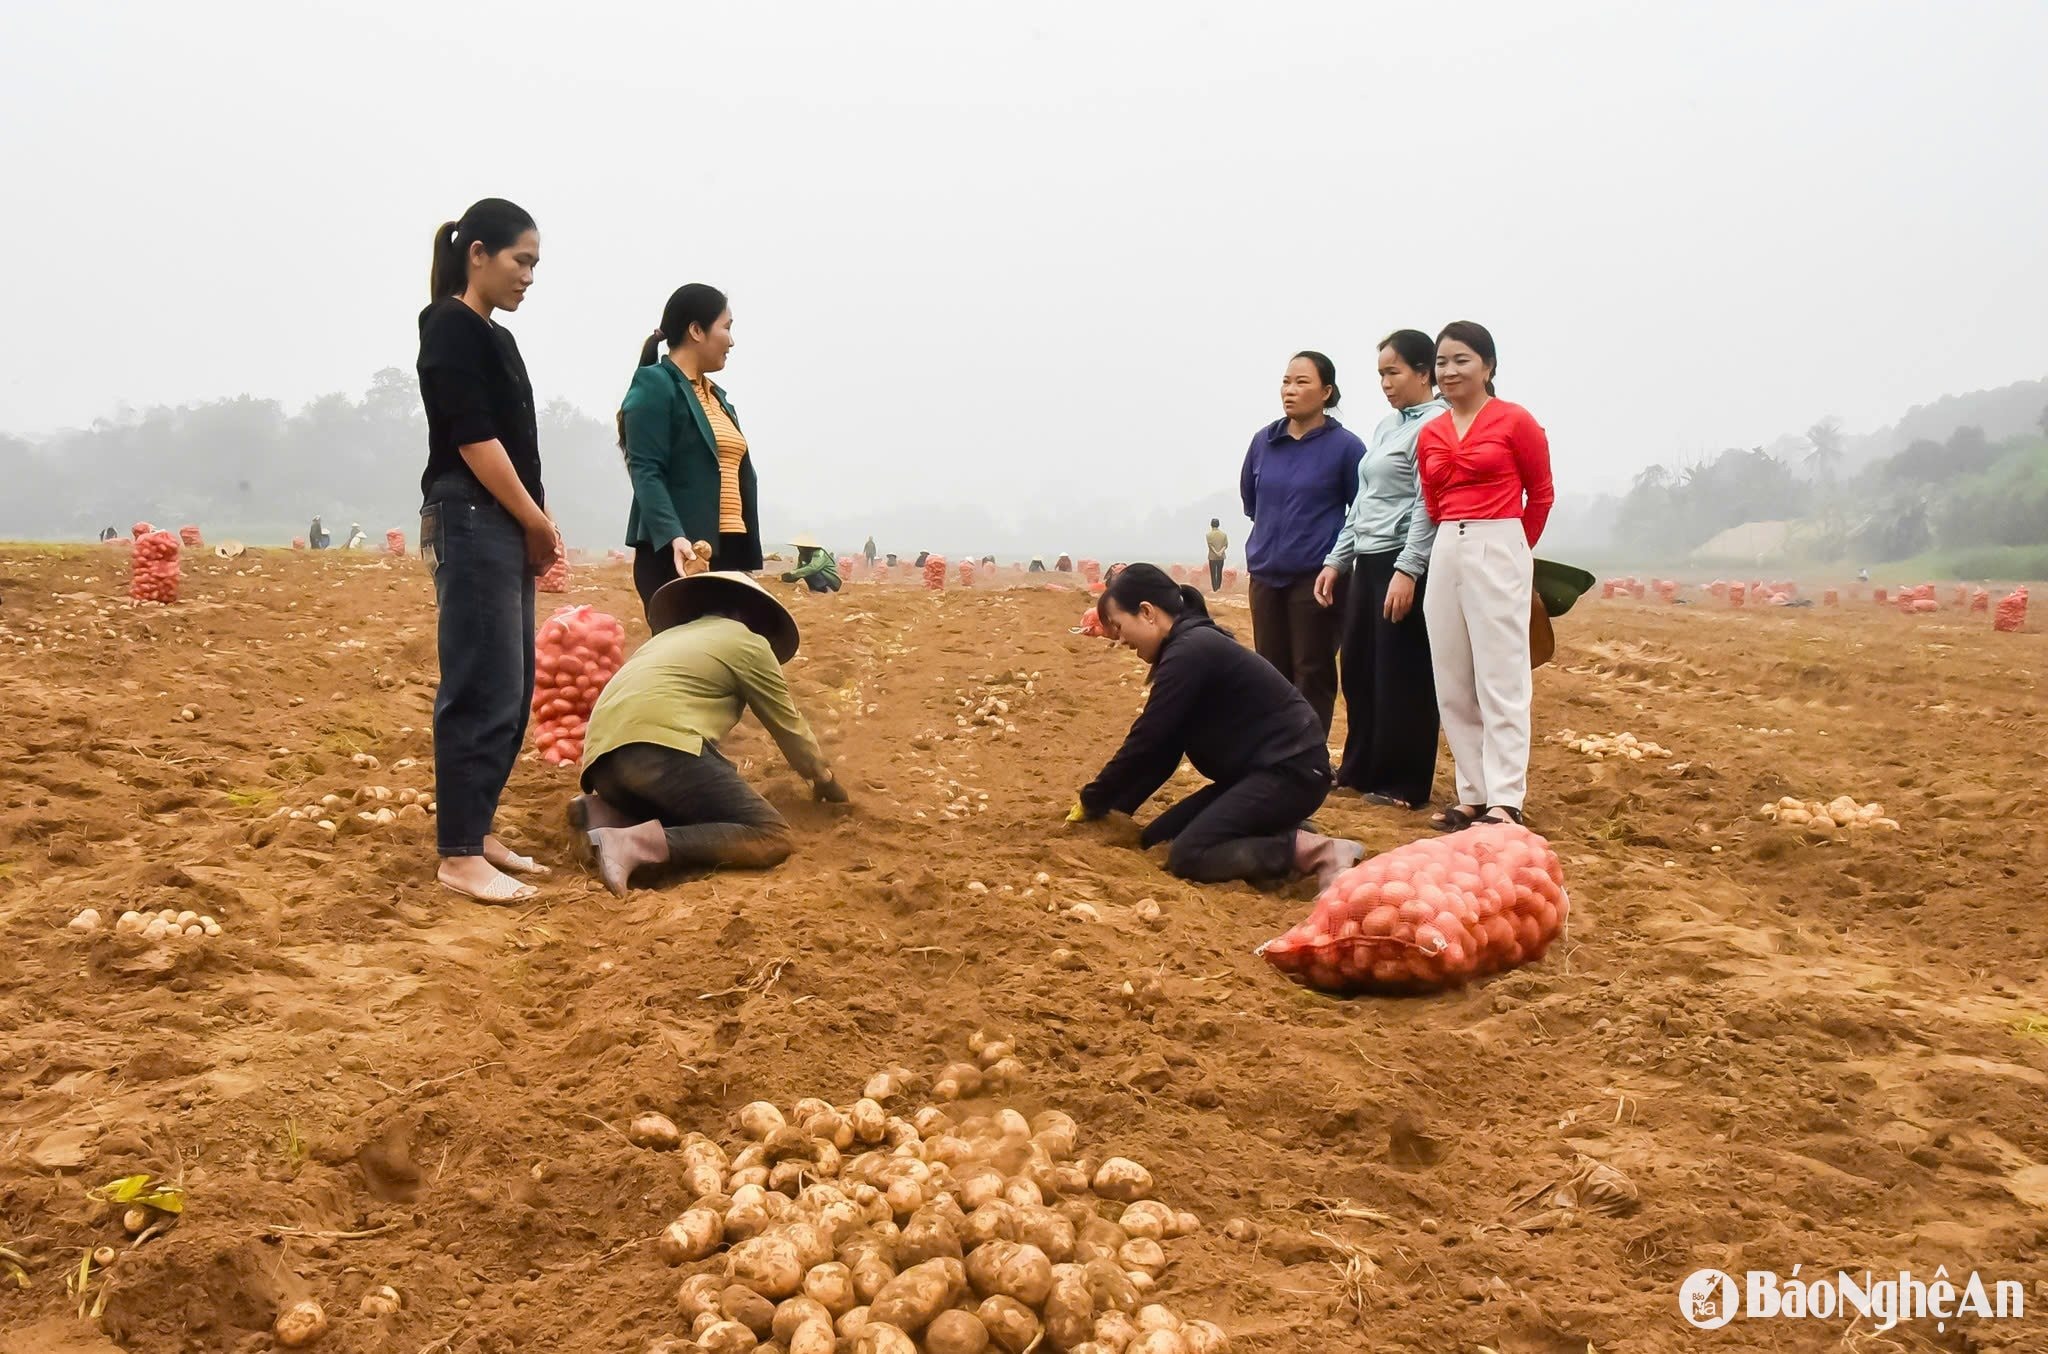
[1415,321,1553,830]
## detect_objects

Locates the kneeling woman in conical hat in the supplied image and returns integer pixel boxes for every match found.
[570,572,848,893]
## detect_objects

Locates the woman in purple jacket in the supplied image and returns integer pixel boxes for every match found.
[1239,351,1363,732]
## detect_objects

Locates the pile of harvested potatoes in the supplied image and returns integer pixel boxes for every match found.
[1757,795,1900,837]
[1552,730,1669,761]
[271,785,434,833]
[638,1040,1227,1354]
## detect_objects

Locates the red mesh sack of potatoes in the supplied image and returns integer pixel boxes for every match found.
[1970,588,1989,614]
[1261,823,1569,994]
[531,606,625,765]
[1728,582,1746,607]
[291,537,307,549]
[923,555,947,590]
[130,531,182,603]
[1079,558,1103,585]
[1224,567,1239,588]
[1873,587,1887,605]
[1995,587,2027,633]
[386,528,407,557]
[538,555,570,594]
[837,555,855,578]
[178,525,203,548]
[132,521,154,539]
[1077,606,1105,637]
[959,561,976,587]
[1823,588,1839,606]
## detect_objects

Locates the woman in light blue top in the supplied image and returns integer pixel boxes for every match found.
[1314,330,1448,808]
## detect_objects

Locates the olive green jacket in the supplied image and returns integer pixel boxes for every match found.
[619,360,762,554]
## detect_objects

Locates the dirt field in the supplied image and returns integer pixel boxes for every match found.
[2,546,2044,1353]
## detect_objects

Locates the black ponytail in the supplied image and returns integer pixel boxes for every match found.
[1102,563,1213,624]
[1293,350,1341,410]
[428,198,537,300]
[618,283,731,449]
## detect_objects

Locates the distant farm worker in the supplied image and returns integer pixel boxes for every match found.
[781,535,842,592]
[570,571,847,894]
[1028,555,1046,573]
[1240,350,1361,733]
[1068,565,1362,886]
[345,522,368,550]
[416,197,560,903]
[915,549,931,568]
[618,283,766,626]
[863,536,878,567]
[98,525,118,542]
[1416,320,1554,832]
[1056,553,1074,573]
[1205,518,1228,591]
[308,516,331,550]
[885,553,899,567]
[1315,329,1448,810]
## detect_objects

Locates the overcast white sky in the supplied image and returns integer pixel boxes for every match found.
[2,0,2044,512]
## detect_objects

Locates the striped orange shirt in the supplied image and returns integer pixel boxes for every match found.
[691,377,749,533]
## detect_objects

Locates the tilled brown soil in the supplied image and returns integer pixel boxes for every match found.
[1,547,2045,1353]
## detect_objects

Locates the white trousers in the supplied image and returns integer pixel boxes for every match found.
[1423,518,1533,810]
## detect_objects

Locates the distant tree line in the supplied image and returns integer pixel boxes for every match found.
[1612,408,2048,564]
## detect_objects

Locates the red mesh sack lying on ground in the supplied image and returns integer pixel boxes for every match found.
[387,528,407,556]
[538,555,570,594]
[531,606,625,766]
[1261,823,1569,994]
[178,525,203,548]
[1076,607,1105,637]
[1995,587,2027,633]
[923,555,947,590]
[1823,588,1839,606]
[291,537,307,550]
[1971,588,1989,614]
[1873,588,1888,604]
[1728,583,1746,607]
[132,521,154,539]
[130,531,181,603]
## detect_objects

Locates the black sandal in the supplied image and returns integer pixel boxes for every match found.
[1480,805,1525,826]
[1430,805,1485,832]
[1362,792,1415,810]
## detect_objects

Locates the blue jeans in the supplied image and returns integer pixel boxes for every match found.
[420,477,535,857]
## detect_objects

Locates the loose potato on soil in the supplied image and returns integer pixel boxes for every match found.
[1091,1158,1153,1203]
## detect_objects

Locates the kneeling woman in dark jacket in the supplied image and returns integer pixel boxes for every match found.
[1072,565,1363,885]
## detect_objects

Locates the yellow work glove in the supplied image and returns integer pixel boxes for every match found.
[1065,802,1087,823]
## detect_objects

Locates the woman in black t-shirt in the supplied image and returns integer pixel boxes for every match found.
[416,197,561,904]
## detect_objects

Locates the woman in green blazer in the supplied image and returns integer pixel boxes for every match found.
[618,284,764,621]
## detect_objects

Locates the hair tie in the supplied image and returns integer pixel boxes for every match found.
[652,328,665,341]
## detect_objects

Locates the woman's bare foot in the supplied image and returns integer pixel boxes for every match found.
[483,834,550,876]
[1295,831,1367,888]
[587,821,670,896]
[438,854,538,904]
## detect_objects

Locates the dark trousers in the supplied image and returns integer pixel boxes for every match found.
[804,574,841,593]
[1139,755,1331,882]
[1208,559,1225,591]
[1249,573,1345,734]
[1336,550,1439,807]
[632,532,761,623]
[585,742,793,871]
[421,479,536,858]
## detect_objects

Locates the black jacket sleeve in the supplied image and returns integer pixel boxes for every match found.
[1079,642,1203,816]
